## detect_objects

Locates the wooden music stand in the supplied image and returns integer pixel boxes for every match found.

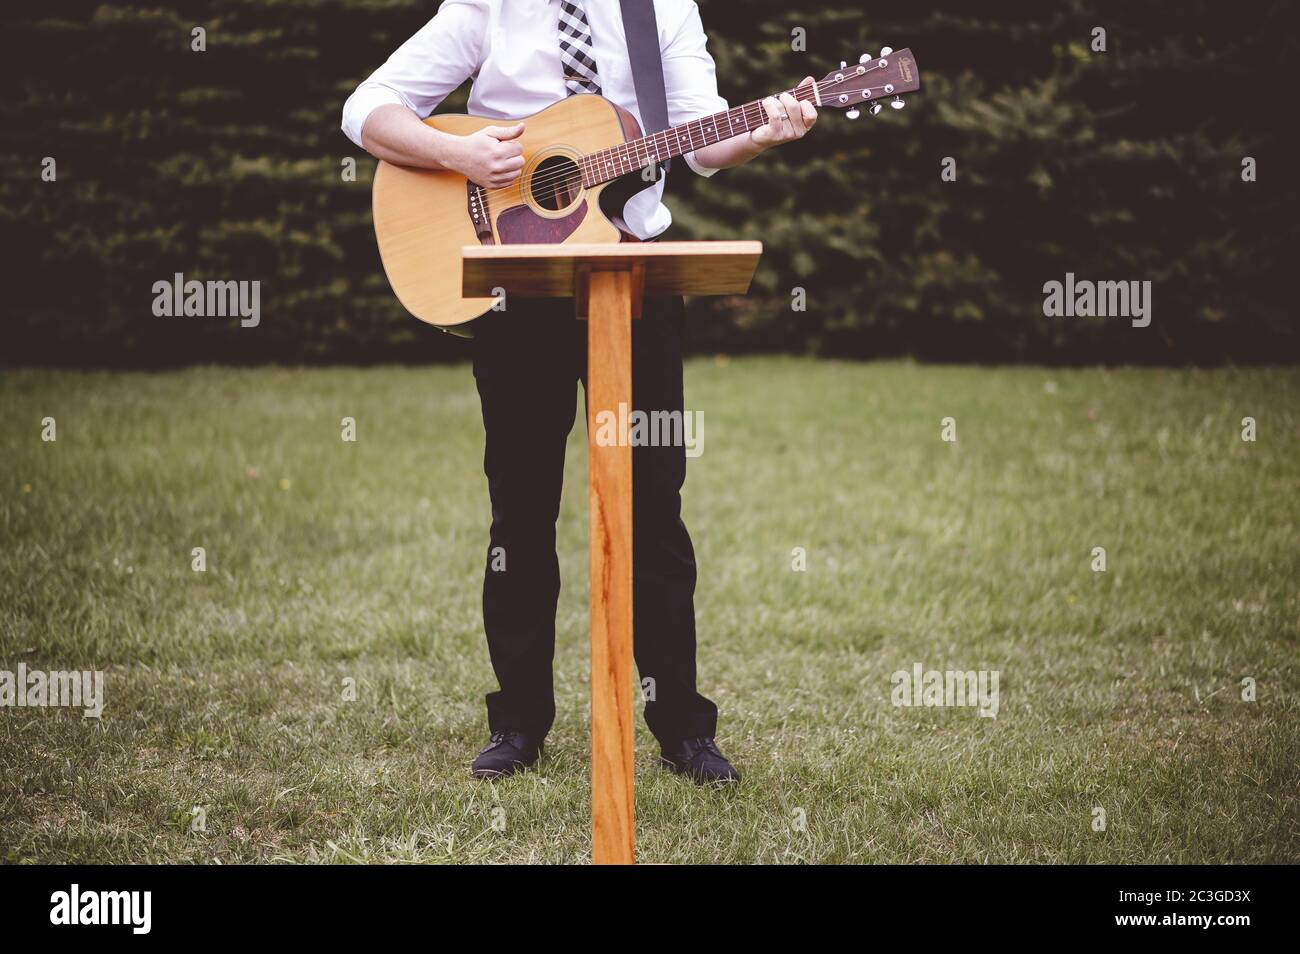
[463,241,763,865]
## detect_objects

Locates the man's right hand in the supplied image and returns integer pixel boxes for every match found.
[447,123,526,189]
[357,106,527,186]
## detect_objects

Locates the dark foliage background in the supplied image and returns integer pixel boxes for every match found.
[1,0,1293,366]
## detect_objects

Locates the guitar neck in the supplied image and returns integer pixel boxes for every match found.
[579,82,821,187]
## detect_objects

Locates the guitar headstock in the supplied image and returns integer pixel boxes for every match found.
[817,47,920,118]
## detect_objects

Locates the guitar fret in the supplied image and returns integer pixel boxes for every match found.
[581,84,818,187]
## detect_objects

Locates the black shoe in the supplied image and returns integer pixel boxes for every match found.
[659,737,740,785]
[471,730,544,779]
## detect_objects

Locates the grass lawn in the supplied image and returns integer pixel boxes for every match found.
[1,358,1297,864]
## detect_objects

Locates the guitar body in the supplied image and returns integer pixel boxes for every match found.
[369,49,921,333]
[372,94,644,333]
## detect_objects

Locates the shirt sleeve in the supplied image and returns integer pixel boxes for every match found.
[659,1,730,177]
[341,0,489,148]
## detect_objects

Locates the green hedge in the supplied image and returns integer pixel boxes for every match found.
[1,0,1291,365]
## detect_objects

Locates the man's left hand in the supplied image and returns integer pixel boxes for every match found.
[750,76,819,149]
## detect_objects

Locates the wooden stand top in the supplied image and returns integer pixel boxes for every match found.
[461,240,762,299]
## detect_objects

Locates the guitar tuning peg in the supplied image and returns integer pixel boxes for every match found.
[890,96,905,109]
[846,107,861,120]
[840,60,847,69]
[880,46,894,56]
[869,103,883,116]
[859,53,873,64]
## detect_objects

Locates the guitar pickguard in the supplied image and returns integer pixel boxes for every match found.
[495,201,589,244]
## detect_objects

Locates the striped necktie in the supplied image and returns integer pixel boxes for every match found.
[558,0,601,96]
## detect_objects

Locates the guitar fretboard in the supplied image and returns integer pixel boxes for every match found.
[578,83,821,187]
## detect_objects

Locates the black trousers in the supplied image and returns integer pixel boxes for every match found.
[471,294,718,748]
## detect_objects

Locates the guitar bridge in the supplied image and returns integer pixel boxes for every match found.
[467,182,494,245]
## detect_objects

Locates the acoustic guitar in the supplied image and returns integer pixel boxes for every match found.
[371,48,920,333]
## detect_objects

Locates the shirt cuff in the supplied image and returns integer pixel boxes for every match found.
[341,83,410,148]
[683,150,721,178]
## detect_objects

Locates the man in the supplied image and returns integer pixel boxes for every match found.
[342,0,816,784]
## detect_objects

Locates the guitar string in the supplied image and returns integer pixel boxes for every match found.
[471,82,829,209]
[580,83,827,185]
[481,63,891,205]
[469,96,812,213]
[452,66,897,232]
[478,85,822,206]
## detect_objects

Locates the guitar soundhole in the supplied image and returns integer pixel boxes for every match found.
[529,155,583,212]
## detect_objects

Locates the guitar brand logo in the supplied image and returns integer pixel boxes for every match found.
[899,57,913,83]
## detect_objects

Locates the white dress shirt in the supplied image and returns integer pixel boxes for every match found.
[342,0,728,239]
